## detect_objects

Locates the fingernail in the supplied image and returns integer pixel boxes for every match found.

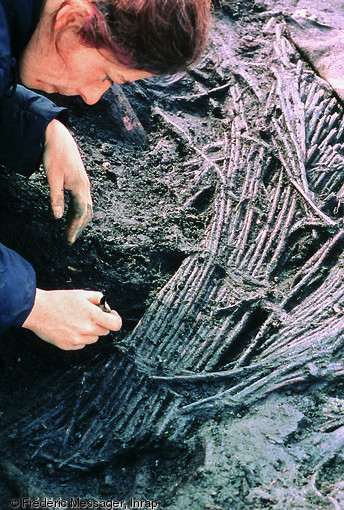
[54,206,63,219]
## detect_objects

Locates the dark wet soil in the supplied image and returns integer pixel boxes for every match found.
[1,1,344,509]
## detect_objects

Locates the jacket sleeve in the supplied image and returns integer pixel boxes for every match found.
[0,85,67,176]
[0,242,36,332]
[0,5,66,332]
[0,1,66,176]
[0,84,66,329]
[0,88,65,332]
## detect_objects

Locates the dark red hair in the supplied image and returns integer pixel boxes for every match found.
[78,0,211,74]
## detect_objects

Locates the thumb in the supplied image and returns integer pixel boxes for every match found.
[49,173,65,219]
[86,291,104,306]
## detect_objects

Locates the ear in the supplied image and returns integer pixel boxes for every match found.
[54,0,94,32]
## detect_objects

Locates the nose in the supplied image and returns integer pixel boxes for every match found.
[78,81,112,105]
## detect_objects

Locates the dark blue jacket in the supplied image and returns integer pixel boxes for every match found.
[0,0,66,332]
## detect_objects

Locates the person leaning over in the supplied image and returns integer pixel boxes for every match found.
[0,0,211,350]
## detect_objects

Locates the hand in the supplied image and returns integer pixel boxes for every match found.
[43,119,93,244]
[22,289,122,350]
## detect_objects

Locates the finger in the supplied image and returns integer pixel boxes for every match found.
[96,309,122,331]
[83,335,101,344]
[71,335,100,349]
[85,292,122,330]
[48,174,65,219]
[85,291,105,305]
[98,329,110,336]
[66,200,93,244]
[84,325,111,336]
[85,291,113,311]
[70,344,86,350]
[65,200,92,243]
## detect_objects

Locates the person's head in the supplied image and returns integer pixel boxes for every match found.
[19,0,211,104]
